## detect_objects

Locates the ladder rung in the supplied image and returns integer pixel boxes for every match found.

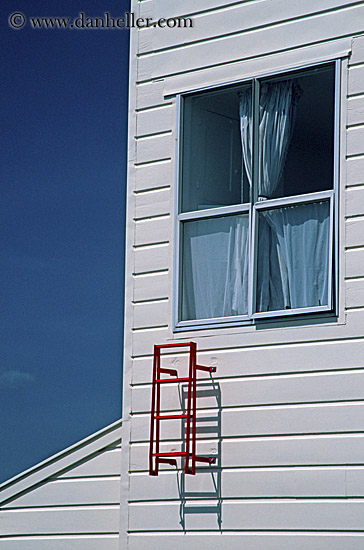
[196,365,216,373]
[159,367,178,376]
[154,452,186,457]
[155,343,192,349]
[156,377,190,384]
[154,414,188,420]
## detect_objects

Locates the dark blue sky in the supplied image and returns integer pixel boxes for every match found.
[1,0,130,483]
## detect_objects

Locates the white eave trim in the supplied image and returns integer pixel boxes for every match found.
[164,38,352,98]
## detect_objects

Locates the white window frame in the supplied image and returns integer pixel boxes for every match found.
[173,59,341,331]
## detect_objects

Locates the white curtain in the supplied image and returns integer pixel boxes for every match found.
[262,202,330,309]
[239,89,253,189]
[239,79,330,312]
[258,81,298,199]
[182,215,249,320]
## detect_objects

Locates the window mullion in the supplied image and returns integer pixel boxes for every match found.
[252,78,260,204]
[248,78,260,318]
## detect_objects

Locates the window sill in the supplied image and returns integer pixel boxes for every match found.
[173,310,341,335]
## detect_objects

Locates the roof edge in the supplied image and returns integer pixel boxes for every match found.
[0,418,122,505]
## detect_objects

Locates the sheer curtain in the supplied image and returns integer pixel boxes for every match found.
[181,93,253,321]
[182,215,249,320]
[263,202,330,310]
[239,80,330,312]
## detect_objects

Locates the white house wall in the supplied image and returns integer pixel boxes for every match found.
[122,0,364,547]
[0,421,122,549]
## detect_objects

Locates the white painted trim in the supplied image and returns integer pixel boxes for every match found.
[120,4,140,548]
[179,203,250,221]
[253,190,333,210]
[253,305,332,320]
[173,94,182,331]
[164,41,351,97]
[177,314,251,328]
[333,58,341,315]
[250,198,258,318]
[171,59,337,100]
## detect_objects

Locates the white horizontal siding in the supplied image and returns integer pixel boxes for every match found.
[137,5,364,81]
[139,0,248,20]
[130,467,345,500]
[0,537,119,550]
[133,271,169,302]
[131,401,364,443]
[129,466,364,503]
[350,34,364,65]
[346,186,364,217]
[347,96,364,125]
[132,327,169,355]
[136,134,171,164]
[2,478,120,508]
[138,0,359,22]
[135,160,172,192]
[346,279,364,308]
[346,248,364,278]
[138,0,361,54]
[134,216,170,246]
[347,126,364,156]
[131,309,364,357]
[131,338,364,384]
[130,467,364,500]
[129,500,364,531]
[346,218,364,248]
[131,369,364,414]
[130,433,364,471]
[0,423,121,545]
[134,243,169,274]
[128,533,364,550]
[348,64,364,96]
[136,105,173,137]
[133,300,169,328]
[346,156,364,186]
[0,506,119,536]
[58,447,121,478]
[136,80,165,110]
[162,38,351,98]
[135,187,171,219]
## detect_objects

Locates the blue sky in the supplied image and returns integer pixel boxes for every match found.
[1,0,130,483]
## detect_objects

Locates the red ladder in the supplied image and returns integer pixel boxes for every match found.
[149,342,217,476]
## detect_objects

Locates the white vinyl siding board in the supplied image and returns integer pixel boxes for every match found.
[0,538,120,550]
[122,0,364,547]
[135,187,171,220]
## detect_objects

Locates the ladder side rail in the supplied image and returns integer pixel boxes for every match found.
[184,342,193,474]
[191,342,197,475]
[155,347,161,475]
[149,346,159,475]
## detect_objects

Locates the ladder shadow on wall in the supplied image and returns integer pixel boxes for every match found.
[176,378,222,531]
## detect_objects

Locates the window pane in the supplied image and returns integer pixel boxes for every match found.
[258,65,335,200]
[181,215,249,320]
[181,86,251,212]
[256,201,330,313]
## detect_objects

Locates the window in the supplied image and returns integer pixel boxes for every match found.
[175,62,338,329]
